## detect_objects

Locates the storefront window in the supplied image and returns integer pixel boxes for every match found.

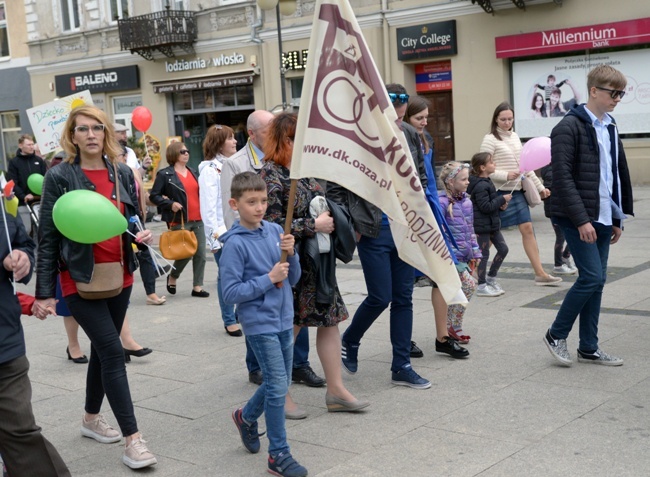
[192,90,214,110]
[235,85,254,106]
[1,111,21,172]
[173,91,192,111]
[215,87,236,107]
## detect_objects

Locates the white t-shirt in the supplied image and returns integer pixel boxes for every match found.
[125,147,140,170]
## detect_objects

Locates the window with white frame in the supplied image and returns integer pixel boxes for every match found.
[152,0,186,10]
[61,0,80,31]
[0,3,9,58]
[110,0,129,20]
[1,111,21,172]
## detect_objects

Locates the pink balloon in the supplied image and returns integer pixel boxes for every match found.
[520,136,551,172]
[132,106,153,132]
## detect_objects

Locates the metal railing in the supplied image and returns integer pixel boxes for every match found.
[118,9,197,60]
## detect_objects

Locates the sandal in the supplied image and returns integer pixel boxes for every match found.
[166,275,176,295]
[448,327,470,344]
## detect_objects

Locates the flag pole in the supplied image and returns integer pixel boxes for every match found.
[276,179,297,288]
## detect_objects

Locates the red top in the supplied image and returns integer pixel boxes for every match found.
[176,170,202,222]
[60,168,133,297]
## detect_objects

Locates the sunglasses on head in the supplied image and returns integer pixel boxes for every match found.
[595,86,626,100]
[388,93,409,104]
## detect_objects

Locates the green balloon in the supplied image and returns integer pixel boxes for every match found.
[27,173,44,195]
[52,190,128,244]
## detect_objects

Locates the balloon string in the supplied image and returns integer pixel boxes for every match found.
[125,230,175,275]
[0,194,17,294]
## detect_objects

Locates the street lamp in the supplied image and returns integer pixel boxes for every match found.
[256,0,297,110]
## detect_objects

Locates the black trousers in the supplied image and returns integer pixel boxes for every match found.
[0,355,71,477]
[65,286,138,437]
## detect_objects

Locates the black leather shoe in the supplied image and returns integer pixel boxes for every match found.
[66,347,88,364]
[166,275,176,295]
[124,347,153,358]
[191,289,210,298]
[292,366,326,387]
[435,337,469,359]
[410,340,424,358]
[248,370,263,386]
[225,325,243,337]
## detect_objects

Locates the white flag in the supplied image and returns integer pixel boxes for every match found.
[290,0,465,304]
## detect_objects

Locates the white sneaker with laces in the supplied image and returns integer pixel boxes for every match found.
[486,277,505,294]
[553,264,577,275]
[123,436,158,469]
[81,414,122,444]
[476,284,502,297]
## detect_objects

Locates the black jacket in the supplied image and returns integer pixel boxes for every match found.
[467,175,505,234]
[7,150,48,205]
[328,123,428,238]
[541,164,553,219]
[35,157,143,299]
[149,165,200,224]
[549,104,633,228]
[0,214,35,365]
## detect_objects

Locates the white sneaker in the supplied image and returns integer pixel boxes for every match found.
[123,436,158,469]
[81,414,122,444]
[553,264,577,275]
[486,277,505,294]
[476,284,502,297]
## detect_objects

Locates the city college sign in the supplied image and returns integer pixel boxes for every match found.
[55,66,139,96]
[495,17,650,58]
[396,20,457,61]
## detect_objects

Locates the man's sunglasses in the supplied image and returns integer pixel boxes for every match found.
[595,86,626,100]
[388,93,409,104]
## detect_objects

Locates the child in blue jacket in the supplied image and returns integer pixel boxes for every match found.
[220,172,306,477]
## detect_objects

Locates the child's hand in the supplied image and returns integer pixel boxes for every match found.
[269,261,290,284]
[279,233,295,256]
[504,193,512,203]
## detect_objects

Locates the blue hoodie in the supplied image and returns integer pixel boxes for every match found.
[220,220,300,336]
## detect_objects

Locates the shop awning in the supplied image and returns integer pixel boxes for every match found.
[151,73,254,94]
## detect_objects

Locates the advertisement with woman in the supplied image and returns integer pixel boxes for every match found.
[513,49,650,138]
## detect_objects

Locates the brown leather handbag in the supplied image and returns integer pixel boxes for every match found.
[159,213,198,260]
[75,162,125,300]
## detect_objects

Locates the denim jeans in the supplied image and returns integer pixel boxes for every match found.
[246,327,310,373]
[137,248,157,296]
[243,329,293,457]
[213,249,236,326]
[65,286,138,436]
[550,217,611,352]
[342,224,414,372]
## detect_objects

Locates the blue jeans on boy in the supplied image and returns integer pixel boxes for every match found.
[342,224,414,372]
[246,327,310,373]
[549,217,611,352]
[243,329,293,457]
[214,249,236,326]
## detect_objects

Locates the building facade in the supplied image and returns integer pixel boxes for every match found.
[22,0,650,181]
[0,0,33,171]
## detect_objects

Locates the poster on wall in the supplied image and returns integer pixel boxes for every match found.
[512,49,650,138]
[26,90,94,155]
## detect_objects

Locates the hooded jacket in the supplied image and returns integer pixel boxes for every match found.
[467,175,506,234]
[219,220,300,336]
[549,104,633,228]
[7,149,48,204]
[438,191,481,263]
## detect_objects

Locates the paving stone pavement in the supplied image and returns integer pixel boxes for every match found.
[16,187,650,476]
